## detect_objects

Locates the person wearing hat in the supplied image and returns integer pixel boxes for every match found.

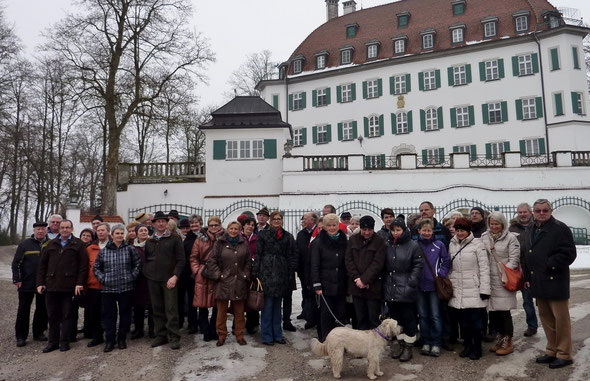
[340,211,352,226]
[344,216,385,331]
[91,215,104,232]
[447,217,490,361]
[255,207,270,233]
[143,211,185,349]
[470,207,487,238]
[12,221,50,347]
[168,210,180,223]
[383,217,423,362]
[135,212,154,235]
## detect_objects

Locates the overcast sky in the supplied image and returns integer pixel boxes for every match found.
[4,0,590,109]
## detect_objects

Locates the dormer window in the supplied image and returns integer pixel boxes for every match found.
[421,29,436,50]
[392,35,407,55]
[315,51,328,70]
[365,40,380,60]
[452,0,466,16]
[340,46,354,65]
[397,11,410,28]
[513,11,530,32]
[293,59,302,74]
[449,23,465,44]
[481,16,498,39]
[346,23,359,38]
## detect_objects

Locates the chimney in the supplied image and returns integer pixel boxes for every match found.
[326,0,339,21]
[343,0,357,15]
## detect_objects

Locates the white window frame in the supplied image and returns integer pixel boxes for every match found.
[452,28,464,44]
[252,140,263,158]
[456,106,469,127]
[425,108,438,130]
[515,15,528,32]
[394,39,405,54]
[228,139,264,160]
[367,44,378,59]
[549,16,559,29]
[522,98,537,120]
[518,54,533,76]
[368,115,380,137]
[227,140,238,159]
[317,125,329,144]
[341,49,352,64]
[240,140,251,159]
[453,65,467,85]
[342,121,354,140]
[525,139,540,156]
[317,88,327,107]
[488,102,502,124]
[427,148,441,164]
[316,55,326,70]
[394,75,406,95]
[424,70,436,90]
[293,92,303,110]
[293,129,303,146]
[484,21,497,38]
[455,145,471,154]
[422,34,434,50]
[341,84,352,103]
[485,60,499,81]
[367,79,378,99]
[293,60,302,74]
[396,112,408,134]
[490,142,505,159]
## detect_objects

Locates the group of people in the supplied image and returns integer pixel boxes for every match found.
[11,198,577,370]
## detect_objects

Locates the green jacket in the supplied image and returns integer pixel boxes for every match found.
[143,230,185,282]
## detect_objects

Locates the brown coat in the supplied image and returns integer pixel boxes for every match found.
[190,228,224,308]
[206,235,252,301]
[37,236,89,292]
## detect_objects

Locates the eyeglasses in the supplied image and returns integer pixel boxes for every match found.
[533,209,551,213]
[208,224,220,227]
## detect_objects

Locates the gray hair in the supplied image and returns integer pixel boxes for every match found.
[111,223,126,234]
[97,222,111,231]
[188,214,203,225]
[516,202,532,212]
[49,214,63,222]
[487,211,508,232]
[533,199,552,209]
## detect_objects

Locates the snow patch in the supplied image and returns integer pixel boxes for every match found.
[0,262,12,280]
[308,358,326,370]
[135,364,155,377]
[389,374,417,381]
[399,363,422,372]
[484,333,546,379]
[569,301,590,322]
[571,278,590,289]
[571,338,590,381]
[573,246,590,269]
[78,374,92,381]
[286,328,310,351]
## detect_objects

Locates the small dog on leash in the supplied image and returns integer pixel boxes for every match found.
[310,318,402,380]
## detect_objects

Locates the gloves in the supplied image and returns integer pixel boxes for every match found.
[480,293,490,300]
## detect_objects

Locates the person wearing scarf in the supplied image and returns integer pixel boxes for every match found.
[131,224,154,339]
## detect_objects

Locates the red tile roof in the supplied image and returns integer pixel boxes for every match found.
[288,0,559,74]
[79,215,124,223]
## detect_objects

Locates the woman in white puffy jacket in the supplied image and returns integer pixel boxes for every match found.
[448,217,490,361]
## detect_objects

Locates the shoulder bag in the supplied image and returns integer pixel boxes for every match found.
[488,239,524,292]
[423,249,453,301]
[200,244,216,280]
[246,278,265,311]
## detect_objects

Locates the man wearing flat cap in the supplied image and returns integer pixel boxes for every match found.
[255,207,270,233]
[12,221,50,347]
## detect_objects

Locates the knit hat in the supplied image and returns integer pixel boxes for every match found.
[152,211,169,222]
[453,217,472,232]
[257,207,270,217]
[168,210,180,220]
[237,214,248,225]
[359,215,375,229]
[178,219,190,228]
[92,214,103,222]
[390,217,407,231]
[33,221,48,228]
[470,207,486,218]
[135,212,149,223]
[340,211,352,219]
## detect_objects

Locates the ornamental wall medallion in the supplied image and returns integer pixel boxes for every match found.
[397,95,405,109]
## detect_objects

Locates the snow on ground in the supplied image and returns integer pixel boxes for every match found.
[308,358,327,370]
[571,338,590,381]
[389,374,418,381]
[483,332,546,380]
[569,301,590,322]
[573,246,590,269]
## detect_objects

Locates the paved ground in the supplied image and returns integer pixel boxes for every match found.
[1,244,589,381]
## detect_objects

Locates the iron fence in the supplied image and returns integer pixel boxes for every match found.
[520,155,553,167]
[364,156,400,170]
[303,155,349,171]
[416,156,452,168]
[469,155,504,168]
[127,162,205,177]
[572,151,590,166]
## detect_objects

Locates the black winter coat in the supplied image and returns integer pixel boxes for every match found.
[37,236,89,292]
[345,232,385,299]
[523,216,577,300]
[382,229,423,303]
[252,228,297,298]
[143,230,185,282]
[311,230,348,296]
[12,236,49,291]
[296,228,314,289]
[182,230,201,285]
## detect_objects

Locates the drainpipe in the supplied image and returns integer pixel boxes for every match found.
[532,32,551,163]
[284,66,289,124]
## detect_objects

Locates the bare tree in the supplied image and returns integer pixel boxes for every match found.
[225,50,278,97]
[45,0,214,215]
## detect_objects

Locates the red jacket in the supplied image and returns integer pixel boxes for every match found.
[86,244,102,290]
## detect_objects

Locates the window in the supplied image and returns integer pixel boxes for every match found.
[398,14,409,28]
[396,112,408,134]
[453,3,464,16]
[394,39,405,54]
[554,92,564,116]
[456,106,469,127]
[293,129,304,146]
[341,49,352,65]
[572,92,584,115]
[424,70,436,90]
[484,22,497,38]
[317,125,329,144]
[227,140,238,159]
[425,108,438,130]
[549,15,559,29]
[485,60,499,80]
[367,79,378,99]
[455,145,471,154]
[518,54,533,75]
[316,88,327,107]
[393,75,407,95]
[453,65,466,85]
[573,47,580,69]
[524,139,540,156]
[365,155,385,169]
[427,148,442,164]
[488,102,502,124]
[341,84,352,103]
[489,142,506,159]
[422,33,434,49]
[342,121,354,140]
[252,140,263,158]
[316,55,326,70]
[522,98,537,120]
[550,48,560,71]
[515,15,528,32]
[228,139,264,159]
[346,25,357,38]
[293,60,302,74]
[293,92,303,110]
[240,140,251,159]
[452,28,464,44]
[368,116,380,137]
[367,44,378,59]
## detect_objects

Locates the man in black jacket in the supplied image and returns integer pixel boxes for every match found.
[524,199,577,369]
[12,221,49,347]
[296,212,318,329]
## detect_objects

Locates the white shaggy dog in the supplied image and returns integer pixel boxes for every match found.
[310,318,402,380]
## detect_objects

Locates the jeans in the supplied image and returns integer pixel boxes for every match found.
[15,291,47,340]
[261,296,283,343]
[102,291,133,343]
[521,288,538,331]
[417,291,442,346]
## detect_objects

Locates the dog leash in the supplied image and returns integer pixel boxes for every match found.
[373,328,392,341]
[317,293,347,327]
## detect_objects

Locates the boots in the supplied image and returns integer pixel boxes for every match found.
[469,332,482,360]
[495,336,514,356]
[490,333,503,352]
[400,342,413,362]
[459,332,472,358]
[391,340,404,359]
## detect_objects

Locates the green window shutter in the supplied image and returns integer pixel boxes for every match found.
[503,141,510,151]
[301,128,307,145]
[515,99,523,120]
[422,149,427,163]
[512,56,519,76]
[288,94,293,110]
[312,126,318,144]
[301,92,307,109]
[450,108,457,128]
[435,69,441,89]
[407,111,413,132]
[272,95,279,109]
[573,47,580,69]
[378,114,384,136]
[501,101,508,122]
[498,59,505,78]
[364,117,369,136]
[482,104,489,124]
[466,64,472,83]
[538,138,546,155]
[380,154,386,168]
[351,83,357,101]
[326,124,332,142]
[337,122,343,141]
[364,155,371,169]
[420,109,426,131]
[389,76,395,95]
[418,72,424,91]
[213,140,226,160]
[437,107,444,129]
[352,121,358,139]
[438,148,445,163]
[479,62,486,81]
[326,87,331,105]
[362,81,368,99]
[485,143,492,159]
[453,146,459,153]
[336,85,342,103]
[554,93,564,116]
[519,139,526,156]
[448,67,454,86]
[550,48,559,70]
[405,74,411,92]
[470,145,477,160]
[312,90,317,107]
[572,92,580,114]
[468,105,475,126]
[536,97,543,118]
[532,53,539,73]
[377,79,383,97]
[391,113,397,134]
[263,139,277,159]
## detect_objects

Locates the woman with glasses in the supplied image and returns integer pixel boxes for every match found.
[252,211,297,345]
[190,216,224,342]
